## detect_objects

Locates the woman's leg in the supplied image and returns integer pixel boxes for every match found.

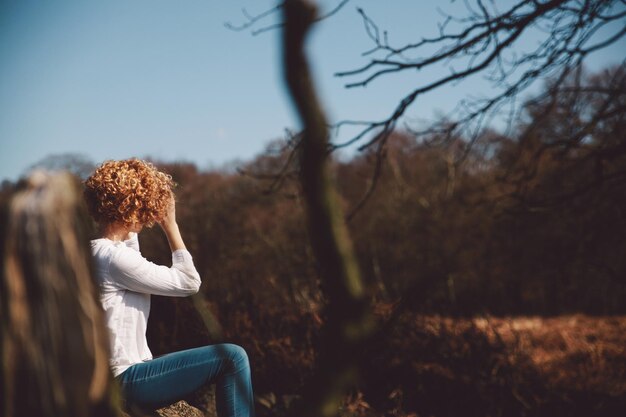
[118,343,255,417]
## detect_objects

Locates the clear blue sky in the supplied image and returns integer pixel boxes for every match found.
[1,0,624,181]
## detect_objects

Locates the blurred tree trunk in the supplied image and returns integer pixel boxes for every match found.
[282,1,375,416]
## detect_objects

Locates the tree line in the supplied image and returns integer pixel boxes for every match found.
[122,66,625,322]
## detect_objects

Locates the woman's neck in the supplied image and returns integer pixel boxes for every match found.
[101,222,131,242]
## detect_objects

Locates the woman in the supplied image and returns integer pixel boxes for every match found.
[83,158,255,416]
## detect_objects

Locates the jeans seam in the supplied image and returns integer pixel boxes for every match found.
[121,358,221,385]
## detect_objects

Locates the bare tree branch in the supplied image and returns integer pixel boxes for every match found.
[224,4,283,33]
[232,0,626,220]
[226,0,351,36]
[345,139,386,222]
[237,130,302,194]
[333,0,625,153]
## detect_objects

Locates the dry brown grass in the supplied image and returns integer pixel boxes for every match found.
[340,313,626,417]
[472,315,626,397]
[144,308,626,417]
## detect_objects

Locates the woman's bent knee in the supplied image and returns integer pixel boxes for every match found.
[220,343,250,371]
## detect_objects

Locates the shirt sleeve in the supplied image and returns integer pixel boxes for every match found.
[108,246,201,296]
[123,233,140,252]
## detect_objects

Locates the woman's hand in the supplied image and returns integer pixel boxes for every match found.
[159,198,177,231]
[159,198,186,251]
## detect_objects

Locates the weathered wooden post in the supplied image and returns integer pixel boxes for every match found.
[1,172,119,417]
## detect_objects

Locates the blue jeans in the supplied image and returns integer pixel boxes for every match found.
[118,344,255,417]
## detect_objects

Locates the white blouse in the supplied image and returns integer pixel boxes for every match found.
[90,233,201,376]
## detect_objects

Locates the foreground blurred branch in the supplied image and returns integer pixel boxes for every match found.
[282,1,375,416]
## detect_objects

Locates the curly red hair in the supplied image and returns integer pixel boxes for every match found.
[83,159,174,228]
